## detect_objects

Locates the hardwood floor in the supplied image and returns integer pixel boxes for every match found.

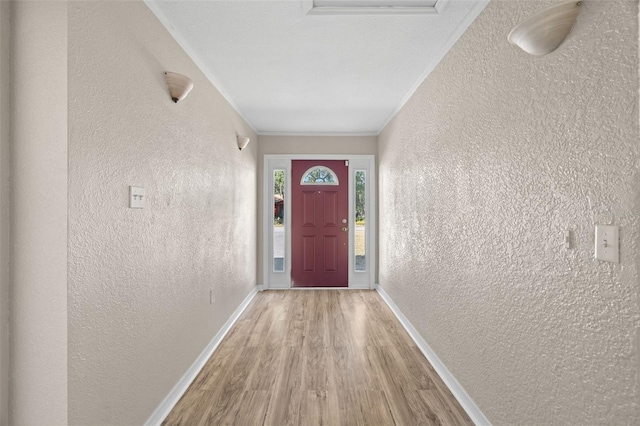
[163,290,472,426]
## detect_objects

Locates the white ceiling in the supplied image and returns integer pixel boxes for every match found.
[146,0,488,135]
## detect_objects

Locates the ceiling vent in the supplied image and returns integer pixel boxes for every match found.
[305,0,446,15]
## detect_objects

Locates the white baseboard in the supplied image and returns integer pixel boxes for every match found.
[267,283,290,290]
[289,286,368,290]
[144,286,260,426]
[265,287,372,290]
[349,283,373,290]
[375,284,491,426]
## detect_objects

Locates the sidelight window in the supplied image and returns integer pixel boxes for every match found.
[273,169,285,272]
[355,170,366,271]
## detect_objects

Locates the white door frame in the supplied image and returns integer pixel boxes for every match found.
[263,154,376,290]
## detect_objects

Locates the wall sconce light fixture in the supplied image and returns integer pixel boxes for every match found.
[237,135,251,151]
[508,1,581,56]
[164,71,193,103]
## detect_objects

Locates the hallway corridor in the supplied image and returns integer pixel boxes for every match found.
[163,290,472,425]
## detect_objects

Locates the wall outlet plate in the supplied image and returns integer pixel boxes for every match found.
[595,225,619,263]
[129,186,145,209]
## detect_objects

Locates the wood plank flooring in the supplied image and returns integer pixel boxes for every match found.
[163,290,472,426]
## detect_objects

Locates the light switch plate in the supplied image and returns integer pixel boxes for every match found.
[595,225,619,263]
[129,186,145,209]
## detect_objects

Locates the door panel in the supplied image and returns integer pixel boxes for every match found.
[302,191,316,226]
[323,236,338,272]
[323,191,338,227]
[292,160,348,287]
[302,236,316,272]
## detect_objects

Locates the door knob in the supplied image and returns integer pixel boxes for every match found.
[341,227,348,232]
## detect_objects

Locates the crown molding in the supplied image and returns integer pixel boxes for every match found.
[258,130,379,137]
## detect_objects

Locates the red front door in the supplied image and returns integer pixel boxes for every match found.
[291,160,348,287]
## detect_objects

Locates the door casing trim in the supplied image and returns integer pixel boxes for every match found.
[263,154,376,290]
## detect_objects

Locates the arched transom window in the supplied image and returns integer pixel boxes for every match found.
[300,166,339,185]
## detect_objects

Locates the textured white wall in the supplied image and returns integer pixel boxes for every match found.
[256,135,377,284]
[258,135,377,156]
[378,0,640,424]
[10,1,69,424]
[0,1,10,424]
[68,1,257,424]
